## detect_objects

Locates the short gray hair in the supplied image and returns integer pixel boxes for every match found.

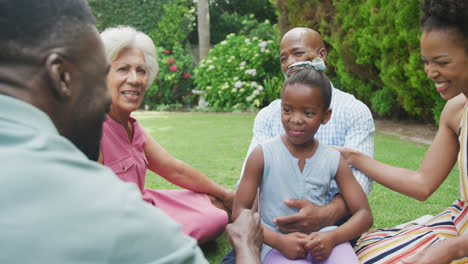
[100,26,159,86]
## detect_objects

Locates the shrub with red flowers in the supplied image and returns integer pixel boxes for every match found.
[144,43,196,108]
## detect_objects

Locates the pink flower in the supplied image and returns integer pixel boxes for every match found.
[157,92,161,97]
[170,65,178,71]
[167,58,174,64]
[164,49,171,54]
[183,72,190,78]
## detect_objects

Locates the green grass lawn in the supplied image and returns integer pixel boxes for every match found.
[134,111,460,263]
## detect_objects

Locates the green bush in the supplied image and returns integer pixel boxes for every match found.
[276,0,442,123]
[147,0,196,48]
[89,0,196,48]
[144,44,195,109]
[190,0,278,44]
[194,21,282,110]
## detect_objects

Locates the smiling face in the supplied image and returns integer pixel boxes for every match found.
[421,28,468,100]
[281,83,331,147]
[279,28,326,77]
[107,47,148,119]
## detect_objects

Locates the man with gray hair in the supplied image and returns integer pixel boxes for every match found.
[0,0,261,263]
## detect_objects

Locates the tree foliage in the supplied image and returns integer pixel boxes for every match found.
[276,0,445,123]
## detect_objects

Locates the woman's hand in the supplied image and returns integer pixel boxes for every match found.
[399,240,455,264]
[276,232,309,260]
[304,232,335,260]
[330,145,354,164]
[221,189,236,212]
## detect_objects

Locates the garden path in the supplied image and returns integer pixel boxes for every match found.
[375,118,437,145]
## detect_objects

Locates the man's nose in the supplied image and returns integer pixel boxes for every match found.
[286,56,298,68]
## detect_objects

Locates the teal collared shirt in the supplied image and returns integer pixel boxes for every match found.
[0,94,207,264]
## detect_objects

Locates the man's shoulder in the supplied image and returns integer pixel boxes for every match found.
[257,99,281,115]
[254,99,282,125]
[331,88,372,117]
[1,139,207,263]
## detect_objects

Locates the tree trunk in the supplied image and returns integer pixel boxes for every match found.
[197,0,210,62]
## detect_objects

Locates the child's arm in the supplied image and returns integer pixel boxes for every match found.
[305,156,373,260]
[232,145,264,220]
[233,145,309,260]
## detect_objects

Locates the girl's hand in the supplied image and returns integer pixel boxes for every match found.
[276,232,309,260]
[304,232,335,260]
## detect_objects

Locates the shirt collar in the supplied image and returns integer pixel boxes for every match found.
[0,94,59,135]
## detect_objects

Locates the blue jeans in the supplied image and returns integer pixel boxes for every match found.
[220,249,236,264]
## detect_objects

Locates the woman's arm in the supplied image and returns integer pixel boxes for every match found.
[335,96,464,201]
[400,234,468,264]
[143,129,234,207]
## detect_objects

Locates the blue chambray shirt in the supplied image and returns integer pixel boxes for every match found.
[0,95,207,264]
[240,82,375,201]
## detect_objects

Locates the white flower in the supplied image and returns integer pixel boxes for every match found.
[207,86,212,90]
[239,88,245,93]
[234,81,243,88]
[232,88,237,93]
[258,41,267,48]
[233,77,239,81]
[200,64,205,67]
[261,47,266,52]
[240,61,246,67]
[221,40,228,45]
[246,96,253,102]
[253,90,259,95]
[257,85,264,91]
[245,38,250,43]
[207,60,213,63]
[245,69,257,76]
[250,81,257,87]
[252,36,259,40]
[208,65,215,70]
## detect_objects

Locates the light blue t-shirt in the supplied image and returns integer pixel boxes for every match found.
[258,136,340,259]
[0,94,208,264]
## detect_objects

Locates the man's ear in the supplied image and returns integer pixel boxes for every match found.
[322,108,332,125]
[44,53,73,98]
[318,48,328,61]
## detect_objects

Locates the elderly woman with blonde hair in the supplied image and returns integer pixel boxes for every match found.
[98,26,234,244]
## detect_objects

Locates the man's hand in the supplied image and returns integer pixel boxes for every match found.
[304,232,335,260]
[273,199,332,234]
[276,232,309,260]
[226,209,263,253]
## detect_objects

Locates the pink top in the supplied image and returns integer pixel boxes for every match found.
[100,115,228,243]
[101,115,148,193]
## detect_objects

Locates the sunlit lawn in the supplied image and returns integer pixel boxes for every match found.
[134,111,459,263]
